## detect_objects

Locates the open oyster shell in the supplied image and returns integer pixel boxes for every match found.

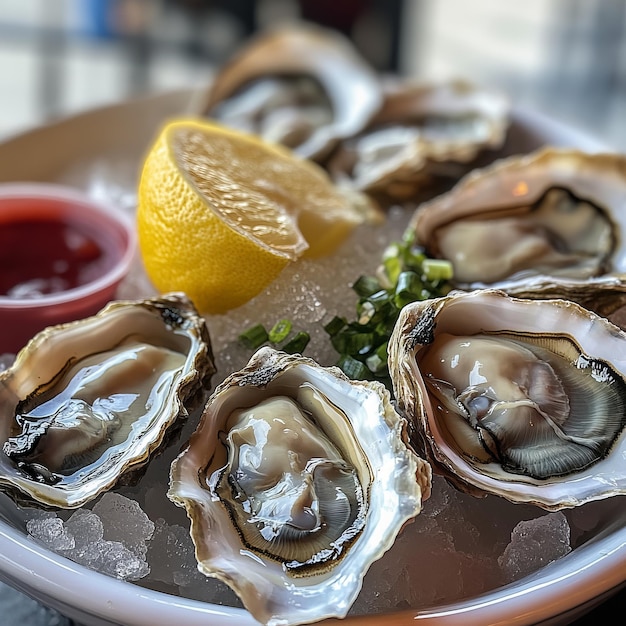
[168,347,430,626]
[327,79,510,201]
[408,148,626,293]
[201,23,383,162]
[0,293,214,509]
[388,289,626,511]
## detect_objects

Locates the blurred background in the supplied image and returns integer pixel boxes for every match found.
[0,0,625,148]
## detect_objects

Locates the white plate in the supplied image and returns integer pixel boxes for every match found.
[0,91,623,626]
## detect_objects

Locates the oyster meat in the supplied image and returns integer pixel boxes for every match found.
[168,347,430,626]
[0,293,214,508]
[201,24,382,161]
[389,289,626,511]
[409,148,626,293]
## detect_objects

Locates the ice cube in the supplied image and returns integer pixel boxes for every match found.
[93,492,155,559]
[26,516,75,552]
[498,511,572,582]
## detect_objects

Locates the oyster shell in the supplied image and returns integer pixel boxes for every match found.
[510,277,626,331]
[389,289,626,511]
[409,148,626,292]
[0,293,214,508]
[201,24,383,161]
[327,79,509,200]
[168,347,430,626]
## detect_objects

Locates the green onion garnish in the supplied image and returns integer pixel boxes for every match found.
[325,231,454,384]
[422,258,454,281]
[324,315,347,337]
[332,330,375,356]
[357,290,391,325]
[282,331,310,354]
[268,318,292,343]
[336,354,371,380]
[238,323,268,349]
[352,275,382,297]
[239,318,312,355]
[393,271,423,309]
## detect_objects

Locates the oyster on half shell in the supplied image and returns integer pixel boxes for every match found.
[168,347,430,626]
[201,24,382,162]
[327,79,509,201]
[409,148,626,293]
[0,293,214,509]
[389,289,626,511]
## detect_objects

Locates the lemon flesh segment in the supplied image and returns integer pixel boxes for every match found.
[173,125,309,258]
[174,119,367,258]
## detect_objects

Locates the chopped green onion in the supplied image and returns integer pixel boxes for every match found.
[382,255,402,286]
[375,340,388,361]
[365,342,389,374]
[382,242,403,261]
[352,275,382,298]
[238,323,268,349]
[348,332,375,355]
[282,331,310,354]
[330,332,348,355]
[357,296,392,325]
[374,319,395,340]
[324,315,347,337]
[365,354,383,373]
[370,289,392,307]
[404,247,426,269]
[336,355,371,380]
[393,271,423,308]
[268,318,292,343]
[357,300,376,325]
[324,229,453,385]
[422,258,454,281]
[365,353,385,374]
[331,329,373,355]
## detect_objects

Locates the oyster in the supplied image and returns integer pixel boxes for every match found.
[389,289,626,511]
[0,293,214,508]
[168,347,430,626]
[201,24,382,161]
[409,148,626,292]
[327,79,509,200]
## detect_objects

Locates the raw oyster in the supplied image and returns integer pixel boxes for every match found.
[389,289,626,511]
[408,148,626,292]
[327,79,509,200]
[168,347,430,626]
[201,24,382,161]
[0,293,214,508]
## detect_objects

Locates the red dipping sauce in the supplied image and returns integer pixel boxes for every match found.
[0,218,111,298]
[0,184,136,354]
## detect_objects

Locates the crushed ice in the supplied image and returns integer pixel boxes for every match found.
[25,493,154,582]
[19,474,585,614]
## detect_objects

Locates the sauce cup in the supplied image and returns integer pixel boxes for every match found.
[0,183,136,354]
